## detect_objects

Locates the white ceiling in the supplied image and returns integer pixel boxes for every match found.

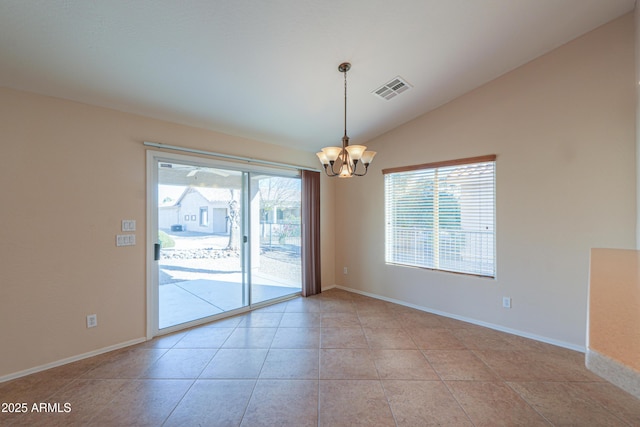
[0,0,634,152]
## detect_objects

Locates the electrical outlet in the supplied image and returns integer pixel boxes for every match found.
[87,314,98,328]
[343,267,348,275]
[502,297,511,309]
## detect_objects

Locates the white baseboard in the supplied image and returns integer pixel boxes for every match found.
[586,349,640,399]
[334,285,585,353]
[0,337,146,384]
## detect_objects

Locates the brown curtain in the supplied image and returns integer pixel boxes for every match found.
[301,170,321,297]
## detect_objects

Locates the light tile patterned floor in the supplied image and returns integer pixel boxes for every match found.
[2,288,640,426]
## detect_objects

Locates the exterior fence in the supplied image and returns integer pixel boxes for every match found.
[260,222,301,250]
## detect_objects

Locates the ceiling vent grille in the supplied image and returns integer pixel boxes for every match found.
[373,76,412,100]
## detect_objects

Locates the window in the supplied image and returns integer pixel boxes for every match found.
[199,207,208,227]
[384,155,496,278]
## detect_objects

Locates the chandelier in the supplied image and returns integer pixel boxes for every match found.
[316,62,376,177]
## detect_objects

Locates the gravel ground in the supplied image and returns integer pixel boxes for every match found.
[159,231,301,285]
[159,246,301,285]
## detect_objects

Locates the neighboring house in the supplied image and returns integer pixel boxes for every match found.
[160,185,300,235]
[159,187,235,233]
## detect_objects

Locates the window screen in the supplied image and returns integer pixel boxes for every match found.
[384,155,495,277]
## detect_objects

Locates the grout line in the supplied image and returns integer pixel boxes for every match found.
[439,379,477,426]
[159,378,198,426]
[501,380,556,425]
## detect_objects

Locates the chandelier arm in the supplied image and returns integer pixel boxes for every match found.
[342,149,349,170]
[346,152,356,176]
[352,161,369,176]
[329,160,341,176]
[322,164,337,177]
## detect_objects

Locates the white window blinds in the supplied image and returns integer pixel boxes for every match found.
[384,155,496,278]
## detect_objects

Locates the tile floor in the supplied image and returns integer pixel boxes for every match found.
[2,288,640,426]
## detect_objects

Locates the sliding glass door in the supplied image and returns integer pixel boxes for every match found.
[249,174,302,305]
[148,151,301,333]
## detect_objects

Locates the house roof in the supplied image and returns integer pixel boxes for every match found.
[161,187,237,207]
[0,1,633,152]
[161,185,299,208]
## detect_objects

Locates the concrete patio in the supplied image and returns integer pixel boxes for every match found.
[158,231,301,329]
[159,273,300,329]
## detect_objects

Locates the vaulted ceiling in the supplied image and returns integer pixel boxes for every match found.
[0,0,634,152]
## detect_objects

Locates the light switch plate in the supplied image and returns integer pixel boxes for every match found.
[122,220,136,231]
[116,235,136,246]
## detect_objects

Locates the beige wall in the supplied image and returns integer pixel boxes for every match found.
[588,248,640,371]
[637,4,640,249]
[334,13,636,349]
[582,7,640,399]
[0,87,335,378]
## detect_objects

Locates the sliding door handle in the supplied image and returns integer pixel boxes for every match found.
[154,243,161,261]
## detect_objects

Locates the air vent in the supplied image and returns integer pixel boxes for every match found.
[373,76,412,100]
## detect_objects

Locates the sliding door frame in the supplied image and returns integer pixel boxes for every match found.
[146,150,301,339]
